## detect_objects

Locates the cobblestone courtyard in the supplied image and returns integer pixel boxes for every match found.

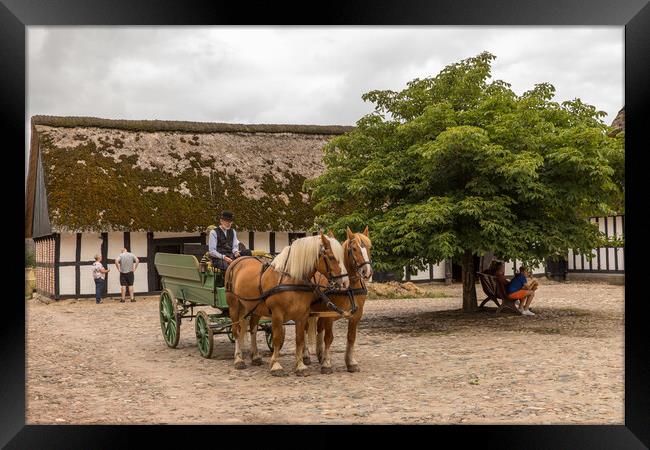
[26,280,624,424]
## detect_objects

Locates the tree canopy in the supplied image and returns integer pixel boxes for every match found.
[305,52,624,310]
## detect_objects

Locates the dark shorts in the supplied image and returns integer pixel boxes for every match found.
[119,271,135,286]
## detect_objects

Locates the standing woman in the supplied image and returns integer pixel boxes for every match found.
[92,254,110,304]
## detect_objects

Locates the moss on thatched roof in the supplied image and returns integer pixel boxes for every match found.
[28,116,354,233]
[608,108,625,137]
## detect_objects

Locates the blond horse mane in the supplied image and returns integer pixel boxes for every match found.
[270,235,347,281]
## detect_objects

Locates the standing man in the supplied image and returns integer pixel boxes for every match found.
[208,210,251,270]
[115,247,139,303]
[92,254,110,304]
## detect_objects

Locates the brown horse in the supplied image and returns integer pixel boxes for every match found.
[307,227,372,374]
[225,233,349,376]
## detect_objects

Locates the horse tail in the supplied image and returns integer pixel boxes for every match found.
[307,316,318,351]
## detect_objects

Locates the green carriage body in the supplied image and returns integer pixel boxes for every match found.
[154,252,227,309]
[154,252,275,357]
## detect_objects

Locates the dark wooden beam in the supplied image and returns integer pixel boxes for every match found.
[151,236,203,245]
[59,257,148,267]
[75,233,81,297]
[147,232,155,292]
[101,232,108,295]
[269,232,275,254]
[124,231,131,251]
[613,216,618,270]
[249,231,255,250]
[54,233,61,300]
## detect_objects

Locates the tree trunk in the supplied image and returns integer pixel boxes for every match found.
[461,249,478,311]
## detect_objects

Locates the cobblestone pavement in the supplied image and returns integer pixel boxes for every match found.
[26,280,624,424]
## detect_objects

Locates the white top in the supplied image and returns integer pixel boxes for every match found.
[92,261,105,280]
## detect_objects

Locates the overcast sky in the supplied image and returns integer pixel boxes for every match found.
[27,26,623,139]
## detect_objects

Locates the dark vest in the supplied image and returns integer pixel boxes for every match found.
[216,228,234,255]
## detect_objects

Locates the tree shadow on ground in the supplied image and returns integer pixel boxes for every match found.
[359,306,622,338]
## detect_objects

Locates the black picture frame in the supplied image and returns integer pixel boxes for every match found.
[5,0,649,448]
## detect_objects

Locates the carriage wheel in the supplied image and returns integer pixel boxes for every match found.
[159,289,181,348]
[195,311,214,358]
[226,326,235,343]
[265,325,286,351]
[265,328,274,351]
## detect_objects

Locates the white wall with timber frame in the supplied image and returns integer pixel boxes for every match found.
[55,231,150,299]
[404,262,448,283]
[568,215,624,274]
[45,229,310,299]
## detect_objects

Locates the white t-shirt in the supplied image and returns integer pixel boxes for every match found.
[92,261,105,280]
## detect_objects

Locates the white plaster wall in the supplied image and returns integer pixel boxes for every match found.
[505,260,545,276]
[59,233,76,262]
[598,248,607,270]
[410,264,431,281]
[134,263,149,292]
[130,232,148,257]
[606,248,616,270]
[432,261,447,279]
[107,270,121,295]
[81,233,102,261]
[255,232,270,252]
[275,232,289,254]
[237,229,249,248]
[59,266,76,295]
[80,265,97,295]
[617,248,624,270]
[107,232,124,260]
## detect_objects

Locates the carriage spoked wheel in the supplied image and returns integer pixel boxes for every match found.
[159,289,181,348]
[265,328,274,352]
[226,326,235,343]
[195,311,214,359]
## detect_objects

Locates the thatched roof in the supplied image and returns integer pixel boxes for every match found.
[25,116,354,236]
[608,107,625,137]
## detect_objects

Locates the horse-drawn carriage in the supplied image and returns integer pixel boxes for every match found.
[155,250,279,358]
[155,229,373,376]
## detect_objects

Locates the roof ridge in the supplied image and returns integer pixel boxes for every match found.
[31,115,355,135]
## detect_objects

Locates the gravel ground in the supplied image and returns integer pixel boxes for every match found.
[26,279,624,424]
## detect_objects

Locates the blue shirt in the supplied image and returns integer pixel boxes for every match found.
[506,273,527,294]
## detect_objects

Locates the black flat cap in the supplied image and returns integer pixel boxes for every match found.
[220,210,234,221]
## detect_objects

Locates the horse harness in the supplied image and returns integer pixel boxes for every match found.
[224,252,350,321]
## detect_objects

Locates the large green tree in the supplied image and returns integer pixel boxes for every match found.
[305,52,624,311]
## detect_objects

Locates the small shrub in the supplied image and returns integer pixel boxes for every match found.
[25,247,35,268]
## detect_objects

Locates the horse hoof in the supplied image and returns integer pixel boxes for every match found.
[303,356,312,366]
[271,369,285,377]
[235,361,247,370]
[320,366,333,375]
[251,357,263,366]
[347,365,360,373]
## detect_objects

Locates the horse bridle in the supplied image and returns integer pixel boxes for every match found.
[319,243,348,288]
[346,237,372,277]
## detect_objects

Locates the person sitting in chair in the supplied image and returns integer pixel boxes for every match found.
[208,210,252,271]
[505,265,537,316]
